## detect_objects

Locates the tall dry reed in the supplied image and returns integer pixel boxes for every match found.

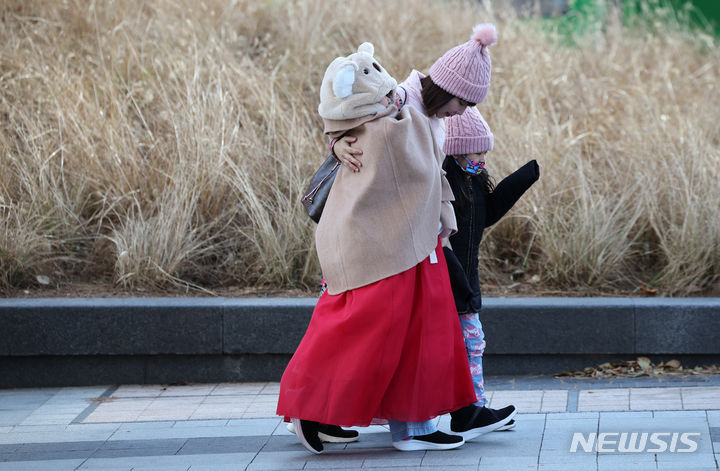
[1,0,718,295]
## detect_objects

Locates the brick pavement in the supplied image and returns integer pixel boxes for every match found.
[1,376,719,470]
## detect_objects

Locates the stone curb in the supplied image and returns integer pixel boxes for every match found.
[1,297,719,387]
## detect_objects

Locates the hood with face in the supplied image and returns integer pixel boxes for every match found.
[318,42,397,121]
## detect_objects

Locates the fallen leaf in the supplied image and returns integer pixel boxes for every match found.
[554,357,720,379]
[36,275,51,285]
[637,357,652,370]
[638,284,658,295]
[90,397,114,403]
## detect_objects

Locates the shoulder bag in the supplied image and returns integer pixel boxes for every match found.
[301,153,341,223]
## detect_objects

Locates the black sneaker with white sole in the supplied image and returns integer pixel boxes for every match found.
[392,430,465,451]
[291,418,323,454]
[450,404,517,440]
[318,424,359,442]
[287,422,360,443]
[492,406,518,431]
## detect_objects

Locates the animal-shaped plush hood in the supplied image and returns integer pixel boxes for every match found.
[318,42,397,121]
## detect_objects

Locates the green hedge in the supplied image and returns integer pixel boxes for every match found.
[549,0,719,40]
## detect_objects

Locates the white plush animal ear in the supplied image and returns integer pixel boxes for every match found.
[333,64,356,98]
[357,42,374,57]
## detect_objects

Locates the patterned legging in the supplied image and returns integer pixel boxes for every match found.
[459,312,487,406]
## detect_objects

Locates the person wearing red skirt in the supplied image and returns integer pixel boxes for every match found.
[276,43,477,454]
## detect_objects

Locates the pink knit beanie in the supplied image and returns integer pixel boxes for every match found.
[443,107,493,156]
[429,23,497,104]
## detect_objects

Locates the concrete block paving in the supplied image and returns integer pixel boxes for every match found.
[0,376,719,470]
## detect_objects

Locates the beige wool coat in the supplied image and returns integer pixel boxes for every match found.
[317,104,457,295]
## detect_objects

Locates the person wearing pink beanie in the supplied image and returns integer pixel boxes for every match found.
[314,24,522,440]
[442,108,539,435]
[284,42,478,454]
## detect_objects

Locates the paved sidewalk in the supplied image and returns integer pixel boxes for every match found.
[1,376,719,470]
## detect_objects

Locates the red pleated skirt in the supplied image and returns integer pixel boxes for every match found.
[276,240,476,426]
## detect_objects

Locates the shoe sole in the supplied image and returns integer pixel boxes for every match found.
[495,421,516,431]
[286,422,360,443]
[291,418,323,454]
[456,408,518,440]
[392,437,465,451]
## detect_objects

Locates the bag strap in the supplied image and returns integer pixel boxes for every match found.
[301,159,341,204]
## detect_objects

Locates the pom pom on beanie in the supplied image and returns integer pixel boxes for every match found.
[429,23,497,104]
[471,23,497,47]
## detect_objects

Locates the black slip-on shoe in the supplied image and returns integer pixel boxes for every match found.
[286,422,360,443]
[291,418,323,454]
[318,424,360,442]
[450,405,517,440]
[491,406,518,431]
[392,430,465,451]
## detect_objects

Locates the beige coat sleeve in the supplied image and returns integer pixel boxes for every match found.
[433,133,458,238]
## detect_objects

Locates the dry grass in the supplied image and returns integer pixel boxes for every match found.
[1,0,718,295]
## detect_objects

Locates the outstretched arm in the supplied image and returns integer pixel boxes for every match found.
[485,159,540,227]
[332,135,364,172]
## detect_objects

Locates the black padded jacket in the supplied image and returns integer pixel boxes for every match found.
[442,157,540,314]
